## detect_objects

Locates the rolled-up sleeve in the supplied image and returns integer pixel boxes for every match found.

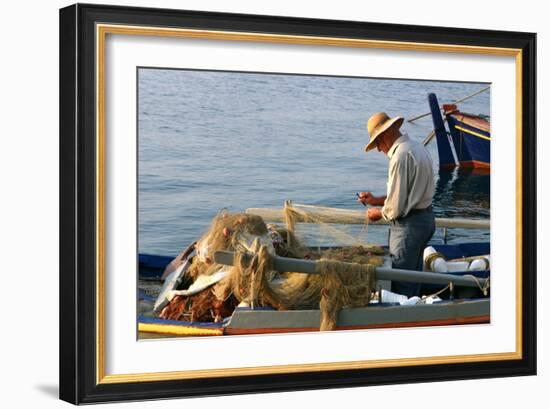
[382,154,409,221]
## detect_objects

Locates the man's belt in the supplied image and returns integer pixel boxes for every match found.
[393,205,433,223]
[407,205,433,216]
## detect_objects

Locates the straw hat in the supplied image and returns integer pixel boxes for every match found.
[364,112,404,152]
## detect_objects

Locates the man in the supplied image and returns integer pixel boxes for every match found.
[358,112,436,297]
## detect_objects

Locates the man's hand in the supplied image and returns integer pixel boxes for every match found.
[358,192,387,206]
[357,191,375,206]
[367,207,383,222]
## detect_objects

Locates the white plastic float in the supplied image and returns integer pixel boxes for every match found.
[423,246,490,273]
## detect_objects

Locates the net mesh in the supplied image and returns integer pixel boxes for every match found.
[158,204,385,331]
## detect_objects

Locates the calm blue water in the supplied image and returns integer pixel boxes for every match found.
[138,69,490,256]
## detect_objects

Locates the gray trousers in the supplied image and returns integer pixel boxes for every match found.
[389,208,436,297]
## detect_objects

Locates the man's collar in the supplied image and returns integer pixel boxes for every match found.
[388,134,408,158]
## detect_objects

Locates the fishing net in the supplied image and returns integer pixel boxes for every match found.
[159,204,385,331]
[282,200,385,257]
[225,240,377,331]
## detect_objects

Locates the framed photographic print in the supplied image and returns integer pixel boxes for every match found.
[59,3,536,404]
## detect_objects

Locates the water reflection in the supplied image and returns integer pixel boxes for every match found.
[431,167,490,244]
[433,168,490,219]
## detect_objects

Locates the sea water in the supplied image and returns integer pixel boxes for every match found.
[138,68,490,256]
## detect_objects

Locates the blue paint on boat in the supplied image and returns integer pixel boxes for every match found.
[446,115,490,167]
[139,253,173,280]
[432,242,489,259]
[429,93,456,168]
[429,93,490,169]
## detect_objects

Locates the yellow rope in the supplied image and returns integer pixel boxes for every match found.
[422,284,451,300]
[424,251,446,271]
[462,275,491,296]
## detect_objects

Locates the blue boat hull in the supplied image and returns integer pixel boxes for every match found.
[139,253,173,280]
[447,115,490,169]
[428,93,490,170]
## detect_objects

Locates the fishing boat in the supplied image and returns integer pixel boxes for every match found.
[139,254,174,280]
[138,205,490,337]
[138,243,489,336]
[429,93,490,170]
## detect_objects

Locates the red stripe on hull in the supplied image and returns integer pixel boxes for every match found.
[224,315,490,335]
[452,113,490,133]
[460,160,490,170]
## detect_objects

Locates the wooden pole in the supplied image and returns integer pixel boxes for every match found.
[407,86,490,123]
[246,204,490,230]
[453,86,491,104]
[422,129,436,146]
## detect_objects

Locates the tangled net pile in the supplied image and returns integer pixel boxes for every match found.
[159,206,385,331]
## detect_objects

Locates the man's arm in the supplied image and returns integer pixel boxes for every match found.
[357,192,386,206]
[358,193,386,222]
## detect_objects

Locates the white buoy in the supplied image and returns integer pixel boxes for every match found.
[468,255,490,271]
[423,246,448,272]
[424,246,490,273]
